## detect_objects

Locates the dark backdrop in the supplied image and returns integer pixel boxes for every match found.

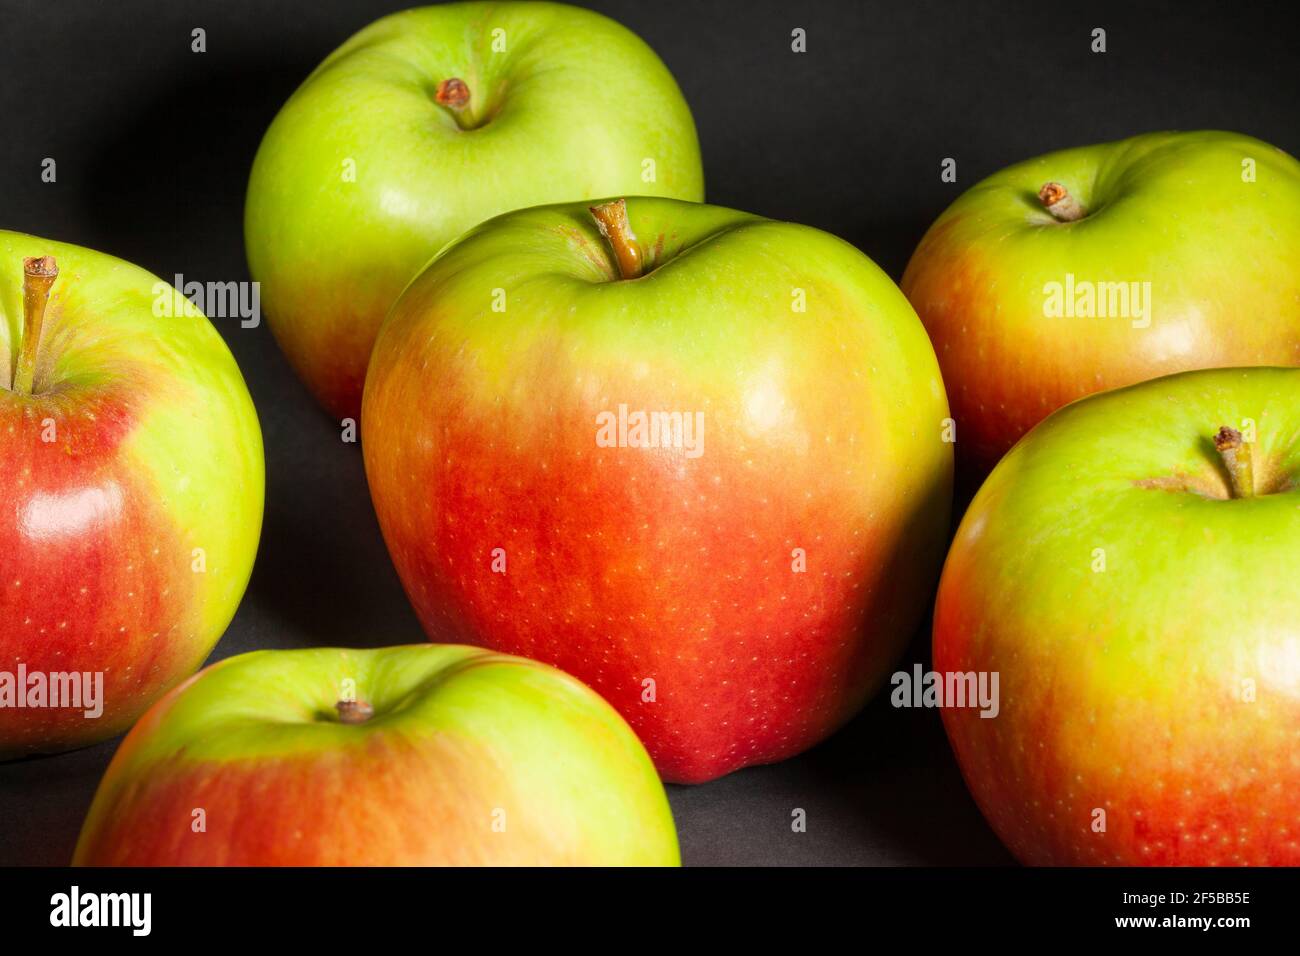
[1,0,1294,866]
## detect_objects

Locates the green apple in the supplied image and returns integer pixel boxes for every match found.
[935,366,1300,865]
[902,130,1300,477]
[246,1,705,420]
[73,644,679,865]
[362,196,953,783]
[0,233,263,757]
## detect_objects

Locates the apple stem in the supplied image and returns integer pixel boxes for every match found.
[1038,182,1086,222]
[1214,426,1255,499]
[589,199,644,280]
[434,77,472,126]
[13,256,58,395]
[335,699,374,725]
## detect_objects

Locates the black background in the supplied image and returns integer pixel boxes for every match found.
[1,0,1295,867]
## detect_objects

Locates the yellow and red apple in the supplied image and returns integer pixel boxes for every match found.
[0,233,263,757]
[73,644,679,865]
[362,197,953,783]
[246,1,705,420]
[903,130,1300,478]
[936,366,1300,865]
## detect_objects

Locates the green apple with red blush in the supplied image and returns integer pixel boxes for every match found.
[73,644,678,865]
[902,130,1300,478]
[246,1,705,421]
[0,233,263,757]
[362,196,954,783]
[935,366,1300,865]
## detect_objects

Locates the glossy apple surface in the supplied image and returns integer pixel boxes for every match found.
[246,1,705,420]
[0,233,263,757]
[935,366,1300,865]
[73,644,679,865]
[902,130,1300,477]
[362,197,953,783]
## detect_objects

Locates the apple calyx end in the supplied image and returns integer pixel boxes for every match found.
[12,255,60,395]
[335,699,375,725]
[589,199,644,281]
[1037,182,1087,222]
[1214,425,1255,499]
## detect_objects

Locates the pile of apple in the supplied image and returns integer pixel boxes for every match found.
[4,2,1297,867]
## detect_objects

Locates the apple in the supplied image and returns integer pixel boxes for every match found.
[934,366,1300,865]
[0,233,263,757]
[362,196,953,783]
[73,644,679,865]
[902,130,1300,478]
[246,1,705,421]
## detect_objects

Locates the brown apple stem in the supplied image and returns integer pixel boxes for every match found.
[434,77,472,125]
[13,256,58,395]
[1214,426,1254,499]
[590,199,644,280]
[1038,182,1087,222]
[335,699,374,724]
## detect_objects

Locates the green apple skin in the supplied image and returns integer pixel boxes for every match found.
[363,197,954,784]
[73,644,679,866]
[902,131,1300,477]
[246,1,705,421]
[0,232,264,757]
[935,366,1300,865]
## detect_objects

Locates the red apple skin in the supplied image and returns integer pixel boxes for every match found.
[939,548,1300,866]
[1,390,195,753]
[363,199,953,784]
[902,130,1300,478]
[74,736,621,865]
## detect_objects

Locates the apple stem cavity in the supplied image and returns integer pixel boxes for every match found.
[335,699,374,725]
[1214,426,1255,499]
[589,199,644,280]
[13,256,59,395]
[1038,182,1087,222]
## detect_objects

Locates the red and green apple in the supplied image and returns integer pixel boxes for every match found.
[0,233,263,757]
[362,196,953,783]
[902,130,1300,477]
[246,1,705,421]
[73,644,679,865]
[935,366,1300,865]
